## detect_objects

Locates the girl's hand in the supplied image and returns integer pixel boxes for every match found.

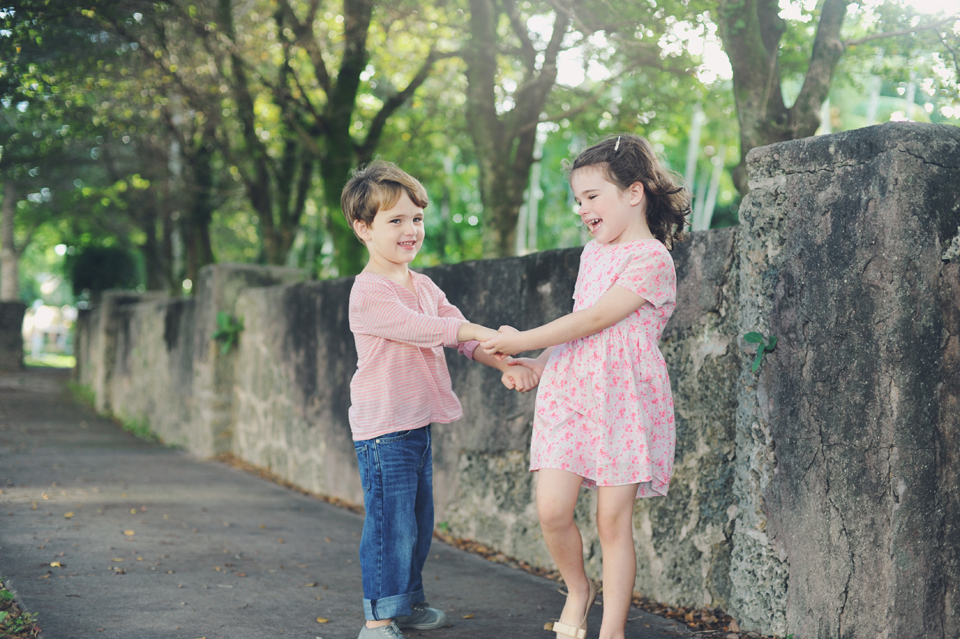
[501,363,539,392]
[481,325,525,358]
[507,357,544,378]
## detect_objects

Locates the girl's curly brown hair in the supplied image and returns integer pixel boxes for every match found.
[568,134,691,249]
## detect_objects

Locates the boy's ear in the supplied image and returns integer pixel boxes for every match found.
[353,218,372,242]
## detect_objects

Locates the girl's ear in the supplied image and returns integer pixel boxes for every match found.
[627,181,645,206]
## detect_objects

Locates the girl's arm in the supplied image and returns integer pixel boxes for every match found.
[482,284,647,357]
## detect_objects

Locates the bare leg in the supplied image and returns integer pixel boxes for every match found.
[365,619,392,629]
[595,484,639,639]
[537,469,592,636]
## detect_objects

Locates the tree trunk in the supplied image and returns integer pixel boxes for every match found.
[464,0,569,257]
[719,0,850,194]
[1,180,20,301]
[185,127,216,283]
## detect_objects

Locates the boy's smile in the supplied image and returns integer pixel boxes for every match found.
[354,191,425,275]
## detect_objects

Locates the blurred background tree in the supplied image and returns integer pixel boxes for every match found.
[3,0,957,306]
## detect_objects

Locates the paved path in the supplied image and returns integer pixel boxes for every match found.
[0,368,693,639]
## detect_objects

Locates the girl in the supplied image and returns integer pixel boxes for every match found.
[481,134,689,639]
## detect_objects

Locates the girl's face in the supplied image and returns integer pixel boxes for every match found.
[570,166,649,245]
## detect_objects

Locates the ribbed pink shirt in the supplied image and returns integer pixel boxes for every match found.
[348,272,478,441]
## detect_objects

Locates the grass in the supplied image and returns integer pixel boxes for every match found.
[119,415,160,443]
[0,578,40,638]
[66,381,95,408]
[23,353,75,368]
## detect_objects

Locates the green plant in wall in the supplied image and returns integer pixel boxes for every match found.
[744,331,778,372]
[212,312,245,355]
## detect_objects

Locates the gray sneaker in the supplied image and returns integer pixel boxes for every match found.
[396,601,448,630]
[357,620,405,639]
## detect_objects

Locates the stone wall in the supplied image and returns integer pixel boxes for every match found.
[731,121,960,636]
[74,122,960,637]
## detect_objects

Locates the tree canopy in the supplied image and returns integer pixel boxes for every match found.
[4,0,958,304]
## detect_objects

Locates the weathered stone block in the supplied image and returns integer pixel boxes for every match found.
[192,263,307,457]
[732,121,960,637]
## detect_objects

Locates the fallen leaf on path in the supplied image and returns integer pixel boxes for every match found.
[463,614,474,619]
[304,582,317,587]
[278,538,285,543]
[123,530,135,536]
[111,558,124,562]
[50,561,62,567]
[130,509,137,514]
[316,617,330,624]
[324,537,331,543]
[236,573,247,577]
[64,512,74,518]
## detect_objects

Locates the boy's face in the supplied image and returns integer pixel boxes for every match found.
[354,191,425,268]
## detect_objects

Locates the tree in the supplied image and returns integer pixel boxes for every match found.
[717,0,960,193]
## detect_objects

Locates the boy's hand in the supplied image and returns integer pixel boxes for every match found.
[481,325,525,359]
[507,357,544,378]
[501,361,539,392]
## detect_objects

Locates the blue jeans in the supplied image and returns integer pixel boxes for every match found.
[354,425,434,620]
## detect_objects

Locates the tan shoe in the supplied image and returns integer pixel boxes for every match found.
[543,579,597,639]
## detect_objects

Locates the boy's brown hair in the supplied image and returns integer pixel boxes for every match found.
[341,160,429,241]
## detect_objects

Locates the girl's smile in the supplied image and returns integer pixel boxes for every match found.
[570,166,653,245]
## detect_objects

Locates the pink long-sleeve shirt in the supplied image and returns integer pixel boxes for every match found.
[348,271,478,441]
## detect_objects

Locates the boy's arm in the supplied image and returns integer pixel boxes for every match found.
[354,282,469,348]
[472,349,539,392]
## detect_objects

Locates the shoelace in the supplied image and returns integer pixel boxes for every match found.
[381,622,402,637]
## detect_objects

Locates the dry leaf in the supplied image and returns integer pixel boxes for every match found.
[729,620,740,632]
[463,614,474,619]
[111,558,124,562]
[64,512,74,519]
[123,530,135,536]
[50,561,62,567]
[305,582,317,587]
[259,524,266,529]
[324,537,332,543]
[236,573,247,577]
[316,617,330,624]
[278,538,285,543]
[130,508,137,514]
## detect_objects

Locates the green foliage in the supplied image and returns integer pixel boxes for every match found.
[120,415,158,443]
[212,311,244,355]
[67,381,96,408]
[744,331,778,373]
[0,577,40,637]
[66,245,141,302]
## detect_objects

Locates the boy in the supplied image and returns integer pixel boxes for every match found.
[341,160,538,639]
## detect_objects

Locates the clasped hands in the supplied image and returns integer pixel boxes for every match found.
[481,326,544,393]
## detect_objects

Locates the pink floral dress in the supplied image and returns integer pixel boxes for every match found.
[530,239,676,498]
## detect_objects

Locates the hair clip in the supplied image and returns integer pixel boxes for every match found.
[614,135,621,152]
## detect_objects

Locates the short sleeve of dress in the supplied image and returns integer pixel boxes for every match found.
[614,243,676,308]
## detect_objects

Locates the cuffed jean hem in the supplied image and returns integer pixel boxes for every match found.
[363,588,425,620]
